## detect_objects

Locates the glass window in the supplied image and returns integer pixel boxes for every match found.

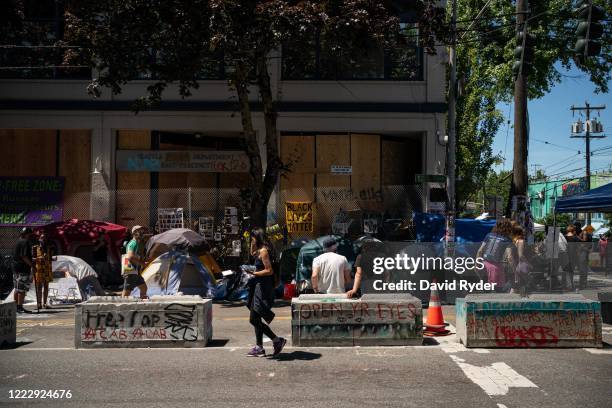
[282,22,422,81]
[0,0,91,79]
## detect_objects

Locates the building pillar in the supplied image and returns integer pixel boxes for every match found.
[90,123,115,221]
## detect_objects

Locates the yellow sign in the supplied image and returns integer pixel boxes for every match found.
[285,201,314,233]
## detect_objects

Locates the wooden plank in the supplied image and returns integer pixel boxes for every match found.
[350,133,381,210]
[315,134,350,235]
[116,130,150,227]
[279,135,315,237]
[59,130,92,219]
[6,129,57,176]
[117,129,150,150]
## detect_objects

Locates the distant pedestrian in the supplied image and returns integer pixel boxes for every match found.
[598,234,607,270]
[577,223,593,289]
[245,228,286,357]
[564,225,580,290]
[92,232,110,285]
[32,231,55,309]
[12,227,34,313]
[311,238,352,294]
[121,226,148,298]
[477,219,515,292]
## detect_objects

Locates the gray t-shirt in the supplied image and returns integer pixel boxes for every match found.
[312,252,349,294]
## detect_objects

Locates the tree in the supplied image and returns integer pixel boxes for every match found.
[57,0,444,227]
[452,0,610,210]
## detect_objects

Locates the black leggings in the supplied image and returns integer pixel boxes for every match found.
[250,310,276,346]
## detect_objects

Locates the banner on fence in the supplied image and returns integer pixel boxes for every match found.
[0,177,65,226]
[157,208,184,232]
[285,201,314,233]
[116,150,249,173]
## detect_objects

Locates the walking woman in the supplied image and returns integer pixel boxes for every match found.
[246,228,286,357]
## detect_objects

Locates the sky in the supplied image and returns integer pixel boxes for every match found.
[492,63,612,180]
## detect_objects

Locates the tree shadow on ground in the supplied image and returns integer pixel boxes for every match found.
[270,351,322,361]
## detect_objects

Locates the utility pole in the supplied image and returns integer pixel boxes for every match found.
[570,101,606,225]
[510,0,529,218]
[446,0,457,245]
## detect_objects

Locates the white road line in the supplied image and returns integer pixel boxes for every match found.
[583,348,612,354]
[450,355,538,396]
[436,324,490,354]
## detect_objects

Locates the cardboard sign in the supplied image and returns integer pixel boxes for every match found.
[285,202,314,233]
[157,208,184,232]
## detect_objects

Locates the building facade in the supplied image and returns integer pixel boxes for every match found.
[0,4,448,240]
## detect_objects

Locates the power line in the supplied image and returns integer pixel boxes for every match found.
[532,138,581,152]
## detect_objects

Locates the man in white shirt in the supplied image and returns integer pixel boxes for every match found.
[311,238,352,294]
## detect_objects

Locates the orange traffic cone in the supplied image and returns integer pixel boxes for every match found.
[424,279,450,336]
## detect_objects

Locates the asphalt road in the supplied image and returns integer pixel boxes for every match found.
[1,274,612,408]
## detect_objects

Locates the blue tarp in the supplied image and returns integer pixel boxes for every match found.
[554,182,612,213]
[413,212,496,243]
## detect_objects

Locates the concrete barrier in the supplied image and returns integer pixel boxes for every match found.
[75,295,212,348]
[0,301,16,347]
[291,293,423,346]
[598,292,612,325]
[456,294,602,348]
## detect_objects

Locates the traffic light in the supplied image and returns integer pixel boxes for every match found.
[512,29,535,77]
[574,0,605,57]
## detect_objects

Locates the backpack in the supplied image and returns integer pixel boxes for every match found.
[482,233,511,263]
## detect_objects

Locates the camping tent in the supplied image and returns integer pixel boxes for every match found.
[554,182,612,213]
[295,235,356,283]
[133,250,215,298]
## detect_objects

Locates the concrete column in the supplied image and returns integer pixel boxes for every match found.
[90,119,116,222]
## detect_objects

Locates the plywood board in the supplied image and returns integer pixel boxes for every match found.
[59,130,92,219]
[116,130,150,227]
[0,129,57,177]
[315,134,350,235]
[280,135,315,203]
[117,129,150,150]
[350,133,381,211]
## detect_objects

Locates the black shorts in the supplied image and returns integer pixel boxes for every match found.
[123,273,145,291]
[12,264,31,293]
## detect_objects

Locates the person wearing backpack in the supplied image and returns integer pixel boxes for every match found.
[245,228,286,357]
[477,219,515,292]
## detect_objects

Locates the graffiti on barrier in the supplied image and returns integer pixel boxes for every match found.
[465,310,601,347]
[0,304,15,338]
[81,304,199,342]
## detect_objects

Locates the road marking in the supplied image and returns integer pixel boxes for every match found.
[436,324,490,354]
[449,355,537,396]
[583,348,612,354]
[497,404,509,408]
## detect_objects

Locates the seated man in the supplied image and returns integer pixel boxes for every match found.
[311,238,351,294]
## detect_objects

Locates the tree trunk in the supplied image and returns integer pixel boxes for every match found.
[234,61,265,228]
[256,52,281,227]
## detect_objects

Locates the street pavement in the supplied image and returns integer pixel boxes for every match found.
[1,272,612,408]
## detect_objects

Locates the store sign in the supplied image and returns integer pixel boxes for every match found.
[285,202,314,233]
[331,165,352,175]
[0,177,65,226]
[116,150,249,173]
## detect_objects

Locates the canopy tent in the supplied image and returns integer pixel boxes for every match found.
[133,250,215,298]
[35,219,127,261]
[554,182,612,213]
[145,228,209,260]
